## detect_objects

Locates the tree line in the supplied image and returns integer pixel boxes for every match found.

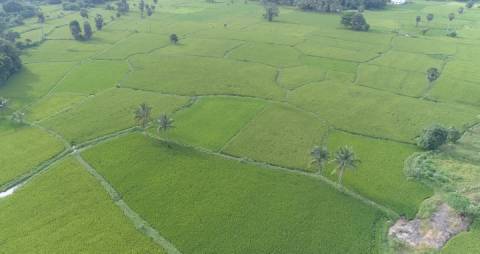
[258,0,387,13]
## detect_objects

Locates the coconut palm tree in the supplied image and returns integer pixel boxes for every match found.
[310,145,329,173]
[157,113,174,147]
[134,103,151,129]
[333,146,360,187]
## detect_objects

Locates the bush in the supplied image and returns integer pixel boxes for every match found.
[341,12,370,31]
[447,31,457,37]
[446,192,480,217]
[405,153,451,189]
[447,127,462,144]
[417,124,449,150]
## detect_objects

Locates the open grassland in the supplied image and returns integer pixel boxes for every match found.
[0,127,64,187]
[82,134,386,254]
[41,88,189,144]
[0,157,164,254]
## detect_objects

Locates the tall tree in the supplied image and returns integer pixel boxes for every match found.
[83,21,93,40]
[426,13,434,23]
[117,0,130,14]
[134,103,151,129]
[0,40,22,86]
[458,7,464,15]
[157,114,174,147]
[95,14,104,30]
[333,146,359,187]
[80,9,89,19]
[37,12,45,23]
[139,0,145,17]
[310,146,329,173]
[69,20,83,40]
[262,1,279,22]
[417,124,449,150]
[342,12,370,31]
[146,5,153,16]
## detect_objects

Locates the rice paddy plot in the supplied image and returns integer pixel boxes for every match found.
[428,78,480,107]
[26,93,87,122]
[326,131,433,218]
[82,134,386,254]
[0,157,164,254]
[41,88,189,144]
[228,42,302,67]
[356,64,426,97]
[53,60,129,94]
[441,220,480,254]
[370,50,444,72]
[154,38,244,58]
[278,65,328,90]
[223,104,329,170]
[21,39,108,63]
[289,80,479,142]
[124,54,285,100]
[442,59,480,84]
[154,96,266,151]
[0,127,64,187]
[296,37,385,62]
[94,32,170,60]
[392,36,456,55]
[0,62,76,109]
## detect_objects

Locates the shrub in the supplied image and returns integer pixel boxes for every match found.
[447,127,462,144]
[417,124,448,150]
[341,12,370,31]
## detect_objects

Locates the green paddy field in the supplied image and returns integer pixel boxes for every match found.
[1,0,479,253]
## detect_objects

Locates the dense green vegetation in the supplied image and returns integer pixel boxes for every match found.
[0,0,479,252]
[83,134,386,254]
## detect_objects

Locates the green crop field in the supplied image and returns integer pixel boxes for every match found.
[82,134,386,254]
[0,157,164,253]
[1,0,479,252]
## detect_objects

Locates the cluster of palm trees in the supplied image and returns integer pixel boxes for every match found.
[310,145,360,187]
[134,103,174,146]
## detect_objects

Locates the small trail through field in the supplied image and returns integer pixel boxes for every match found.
[75,154,183,254]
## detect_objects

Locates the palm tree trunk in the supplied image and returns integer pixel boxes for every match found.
[338,166,345,187]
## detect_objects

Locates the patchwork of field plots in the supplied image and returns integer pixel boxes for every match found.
[1,0,480,252]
